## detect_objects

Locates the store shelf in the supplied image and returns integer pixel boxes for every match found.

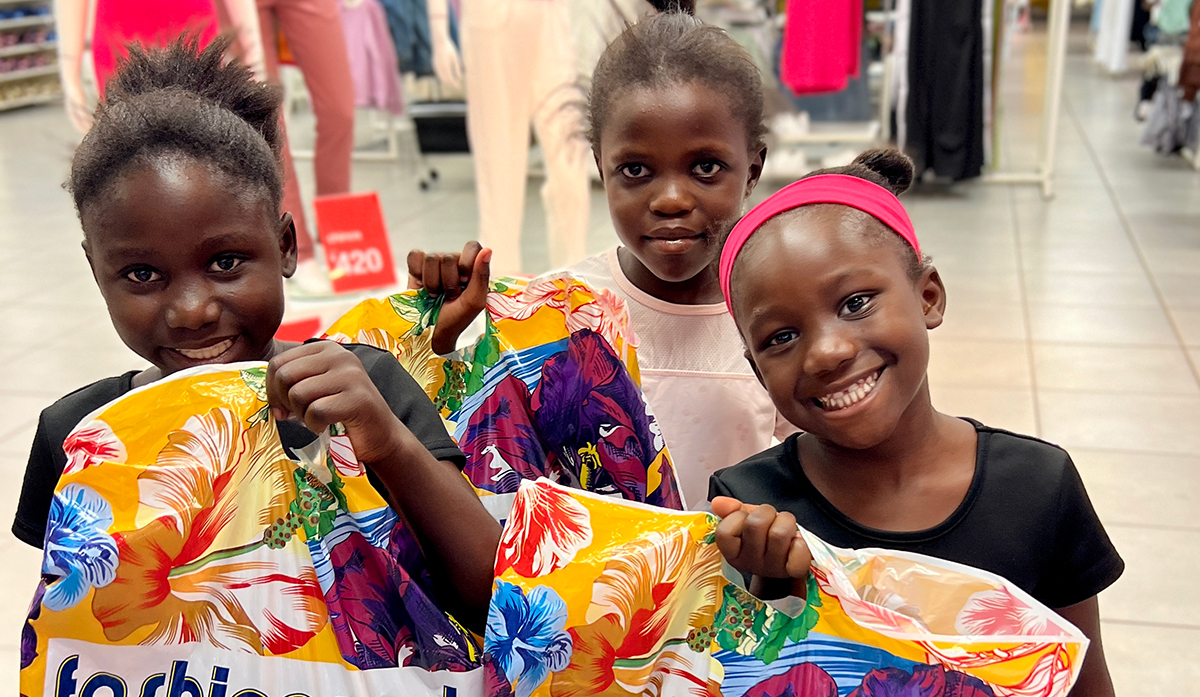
[0,63,57,83]
[0,14,52,32]
[0,40,54,58]
[0,89,59,112]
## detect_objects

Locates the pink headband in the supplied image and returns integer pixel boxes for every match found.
[718,174,919,314]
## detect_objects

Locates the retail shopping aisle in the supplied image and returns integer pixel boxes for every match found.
[0,19,1197,696]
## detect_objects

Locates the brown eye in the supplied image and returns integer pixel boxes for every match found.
[209,255,244,273]
[124,267,162,283]
[619,163,648,179]
[841,294,873,316]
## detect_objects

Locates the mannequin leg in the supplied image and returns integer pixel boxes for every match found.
[272,0,355,198]
[462,1,537,274]
[530,0,589,269]
[258,0,314,262]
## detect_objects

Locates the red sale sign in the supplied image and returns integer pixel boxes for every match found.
[313,192,398,294]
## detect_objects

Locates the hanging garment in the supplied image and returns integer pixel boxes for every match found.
[377,0,436,76]
[259,0,356,262]
[1141,85,1195,153]
[91,0,218,96]
[905,0,985,181]
[1181,0,1200,100]
[1094,0,1134,73]
[779,39,872,121]
[340,0,405,113]
[779,0,862,95]
[461,0,590,274]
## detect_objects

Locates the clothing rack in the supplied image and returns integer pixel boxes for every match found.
[980,0,1072,197]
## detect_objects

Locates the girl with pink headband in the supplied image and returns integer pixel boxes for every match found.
[709,148,1121,697]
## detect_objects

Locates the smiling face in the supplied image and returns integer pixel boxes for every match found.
[596,81,763,302]
[82,156,297,376]
[732,205,946,450]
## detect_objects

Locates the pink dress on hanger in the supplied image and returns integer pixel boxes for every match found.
[339,0,404,114]
[92,0,219,96]
[779,0,862,95]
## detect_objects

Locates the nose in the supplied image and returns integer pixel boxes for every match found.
[649,175,694,218]
[803,321,857,377]
[164,278,220,331]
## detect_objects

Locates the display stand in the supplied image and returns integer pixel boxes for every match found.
[981,0,1071,198]
[0,0,60,112]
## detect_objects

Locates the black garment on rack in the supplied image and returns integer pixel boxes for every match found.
[905,0,985,181]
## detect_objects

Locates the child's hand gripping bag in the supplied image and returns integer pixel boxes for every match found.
[323,274,684,518]
[486,479,1090,697]
[19,363,509,697]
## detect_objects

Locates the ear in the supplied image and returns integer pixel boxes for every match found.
[278,212,298,278]
[918,266,947,330]
[745,145,767,199]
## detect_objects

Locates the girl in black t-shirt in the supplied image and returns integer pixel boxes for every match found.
[14,37,499,631]
[710,149,1121,696]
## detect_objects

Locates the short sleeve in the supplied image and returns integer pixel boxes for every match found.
[12,414,60,548]
[708,471,735,502]
[352,344,466,469]
[1035,455,1125,608]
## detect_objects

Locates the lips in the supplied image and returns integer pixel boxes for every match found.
[645,227,704,242]
[170,337,235,361]
[813,367,884,412]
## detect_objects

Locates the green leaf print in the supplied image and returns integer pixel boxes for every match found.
[388,290,443,336]
[435,360,468,412]
[240,367,268,401]
[687,576,823,665]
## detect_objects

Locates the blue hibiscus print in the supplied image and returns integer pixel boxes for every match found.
[485,580,573,697]
[42,484,119,611]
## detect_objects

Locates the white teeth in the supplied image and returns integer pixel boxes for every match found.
[175,338,234,360]
[817,370,882,412]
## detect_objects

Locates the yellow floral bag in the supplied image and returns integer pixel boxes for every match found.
[19,364,501,697]
[486,479,1089,697]
[323,277,683,517]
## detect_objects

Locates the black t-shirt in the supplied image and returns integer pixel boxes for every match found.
[709,420,1124,609]
[13,342,464,548]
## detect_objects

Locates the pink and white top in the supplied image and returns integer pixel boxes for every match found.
[565,249,797,509]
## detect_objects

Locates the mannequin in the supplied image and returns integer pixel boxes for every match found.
[55,0,265,132]
[257,0,356,284]
[427,0,590,274]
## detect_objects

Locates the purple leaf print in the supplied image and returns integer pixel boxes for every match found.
[461,374,549,494]
[744,662,839,697]
[20,582,44,670]
[531,330,659,502]
[848,665,996,697]
[325,522,476,671]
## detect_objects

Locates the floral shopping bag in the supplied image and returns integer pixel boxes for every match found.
[486,479,1089,697]
[323,275,683,517]
[20,363,506,697]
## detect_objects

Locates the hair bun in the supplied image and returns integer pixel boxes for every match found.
[853,148,914,195]
[648,0,696,14]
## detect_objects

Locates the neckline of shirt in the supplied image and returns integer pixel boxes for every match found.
[606,248,733,317]
[786,418,988,545]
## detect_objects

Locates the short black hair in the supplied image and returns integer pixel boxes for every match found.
[69,35,284,221]
[797,148,926,279]
[588,4,766,155]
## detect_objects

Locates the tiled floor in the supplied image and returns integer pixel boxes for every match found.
[1,18,1198,697]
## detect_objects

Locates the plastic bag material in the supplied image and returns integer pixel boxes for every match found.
[323,275,684,519]
[487,479,1090,697]
[19,363,508,697]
